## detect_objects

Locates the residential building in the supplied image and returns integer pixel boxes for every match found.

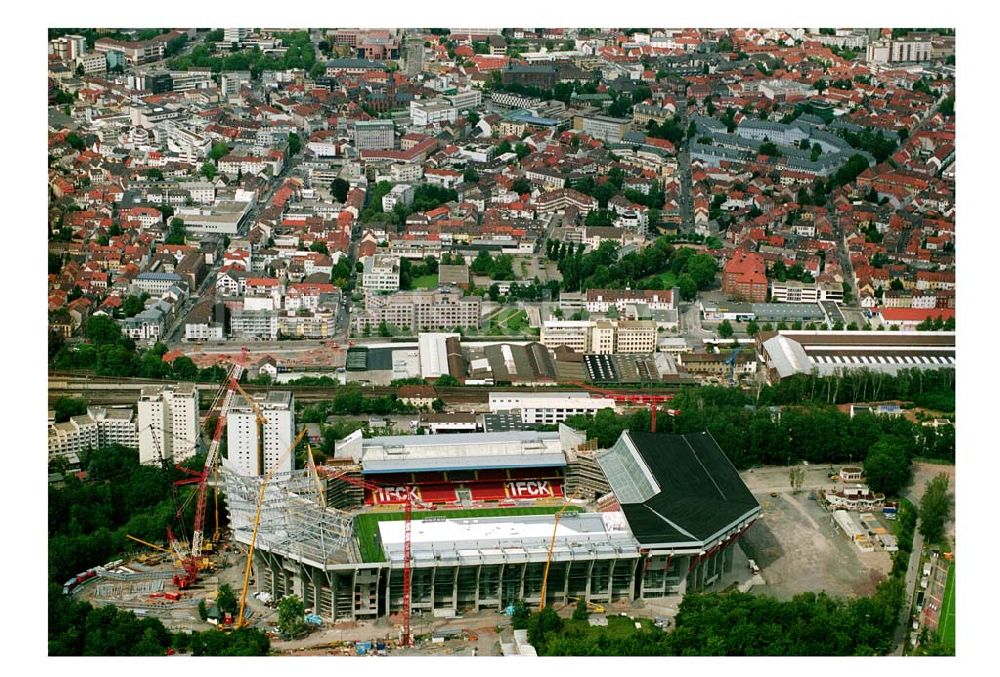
[48,415,98,462]
[381,184,414,212]
[87,406,139,449]
[227,391,296,477]
[230,308,279,340]
[137,384,200,466]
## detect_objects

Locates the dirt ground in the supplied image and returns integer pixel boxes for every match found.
[739,476,893,601]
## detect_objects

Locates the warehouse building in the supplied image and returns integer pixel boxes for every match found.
[758,330,956,381]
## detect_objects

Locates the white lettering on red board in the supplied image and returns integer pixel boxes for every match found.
[505,480,553,497]
[373,486,421,503]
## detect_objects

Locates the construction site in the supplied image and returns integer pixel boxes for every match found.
[59,352,762,651]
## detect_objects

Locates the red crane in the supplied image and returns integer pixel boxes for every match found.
[167,357,247,589]
[567,382,679,432]
[315,468,431,646]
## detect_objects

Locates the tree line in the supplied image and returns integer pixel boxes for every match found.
[514,573,904,655]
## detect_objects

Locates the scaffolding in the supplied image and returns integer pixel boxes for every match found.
[222,468,355,568]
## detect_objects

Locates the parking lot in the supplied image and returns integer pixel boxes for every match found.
[739,467,893,600]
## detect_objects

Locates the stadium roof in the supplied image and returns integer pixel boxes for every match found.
[598,431,759,548]
[355,430,569,473]
[379,511,639,566]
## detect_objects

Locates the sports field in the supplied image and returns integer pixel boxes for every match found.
[938,561,956,647]
[354,505,583,562]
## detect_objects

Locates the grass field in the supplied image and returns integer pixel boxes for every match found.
[354,505,583,563]
[938,562,956,647]
[638,270,678,289]
[411,274,439,289]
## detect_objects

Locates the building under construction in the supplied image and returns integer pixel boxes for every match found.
[222,428,760,622]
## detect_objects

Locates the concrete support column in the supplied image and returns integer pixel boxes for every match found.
[474,564,482,612]
[497,562,504,608]
[607,559,616,599]
[452,567,459,615]
[584,559,595,601]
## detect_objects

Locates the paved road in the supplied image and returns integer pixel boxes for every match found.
[894,525,924,655]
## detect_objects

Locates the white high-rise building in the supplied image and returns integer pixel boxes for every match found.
[224,28,250,46]
[138,383,200,466]
[227,391,296,476]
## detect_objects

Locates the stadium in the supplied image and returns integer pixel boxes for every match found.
[222,427,761,623]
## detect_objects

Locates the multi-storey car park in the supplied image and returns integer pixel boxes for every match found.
[222,427,760,622]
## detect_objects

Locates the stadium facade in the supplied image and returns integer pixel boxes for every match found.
[223,428,760,622]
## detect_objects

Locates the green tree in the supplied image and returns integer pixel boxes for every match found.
[747,319,760,336]
[572,599,589,621]
[171,356,198,381]
[918,473,952,545]
[277,595,307,638]
[216,583,238,616]
[210,141,230,161]
[863,437,913,497]
[85,315,123,346]
[145,168,164,181]
[331,178,350,202]
[165,218,186,245]
[677,273,698,301]
[435,374,459,387]
[200,161,217,180]
[287,132,302,156]
[718,319,734,339]
[54,396,89,423]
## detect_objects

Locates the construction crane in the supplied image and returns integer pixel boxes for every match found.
[126,534,181,566]
[166,359,246,589]
[306,443,327,509]
[568,382,678,432]
[538,490,582,612]
[236,428,307,629]
[316,468,431,646]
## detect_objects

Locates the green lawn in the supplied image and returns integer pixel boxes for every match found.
[354,506,582,563]
[411,274,439,289]
[638,270,678,289]
[938,562,956,647]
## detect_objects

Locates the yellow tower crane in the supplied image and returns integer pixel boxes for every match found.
[236,428,306,629]
[538,490,582,612]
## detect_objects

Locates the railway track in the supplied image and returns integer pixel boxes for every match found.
[48,372,684,407]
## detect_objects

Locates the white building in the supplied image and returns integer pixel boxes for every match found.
[381,184,414,212]
[540,319,657,354]
[137,383,200,466]
[87,406,139,449]
[354,120,395,150]
[410,99,459,127]
[227,391,296,476]
[489,392,616,424]
[48,415,99,462]
[362,254,401,293]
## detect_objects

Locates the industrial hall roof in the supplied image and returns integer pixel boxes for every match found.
[597,430,760,548]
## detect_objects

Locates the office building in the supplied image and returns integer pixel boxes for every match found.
[489,392,616,424]
[362,254,401,293]
[354,120,395,150]
[355,288,481,333]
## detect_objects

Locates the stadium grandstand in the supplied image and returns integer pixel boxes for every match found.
[222,428,760,623]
